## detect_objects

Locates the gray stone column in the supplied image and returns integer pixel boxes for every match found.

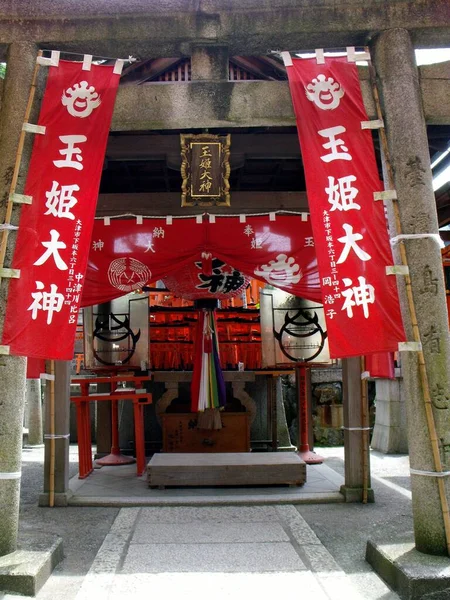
[190,44,229,81]
[341,358,374,502]
[0,41,37,556]
[275,376,296,451]
[26,379,43,446]
[39,361,71,506]
[371,378,408,454]
[372,28,450,555]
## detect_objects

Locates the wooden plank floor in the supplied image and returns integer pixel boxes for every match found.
[147,452,307,488]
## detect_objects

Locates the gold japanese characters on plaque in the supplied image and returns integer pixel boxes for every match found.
[181,133,231,206]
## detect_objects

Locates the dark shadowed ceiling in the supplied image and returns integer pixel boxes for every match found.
[98,57,450,229]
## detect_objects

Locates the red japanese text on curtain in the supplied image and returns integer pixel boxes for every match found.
[285,55,405,358]
[2,59,121,360]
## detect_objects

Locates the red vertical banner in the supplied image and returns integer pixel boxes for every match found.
[365,352,395,379]
[2,58,121,359]
[285,55,405,358]
[26,357,45,379]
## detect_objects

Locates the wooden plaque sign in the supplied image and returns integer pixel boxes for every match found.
[181,133,231,206]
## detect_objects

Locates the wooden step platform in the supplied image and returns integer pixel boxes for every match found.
[147,452,306,488]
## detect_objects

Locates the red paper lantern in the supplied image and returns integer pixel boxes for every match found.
[163,256,250,300]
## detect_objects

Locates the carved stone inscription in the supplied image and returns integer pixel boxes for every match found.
[421,266,438,296]
[404,156,426,188]
[431,383,450,410]
[422,326,441,354]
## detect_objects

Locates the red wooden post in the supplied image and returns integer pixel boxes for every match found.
[133,401,146,476]
[83,400,93,475]
[78,382,91,477]
[96,399,136,466]
[75,399,93,479]
[71,374,152,477]
[296,364,323,464]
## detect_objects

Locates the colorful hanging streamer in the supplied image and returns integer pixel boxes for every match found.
[191,309,226,413]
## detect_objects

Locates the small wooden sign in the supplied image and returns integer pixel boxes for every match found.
[181,133,231,206]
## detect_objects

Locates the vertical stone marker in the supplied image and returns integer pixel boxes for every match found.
[26,378,43,446]
[372,28,450,555]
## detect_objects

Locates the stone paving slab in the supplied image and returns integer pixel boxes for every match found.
[276,505,322,545]
[300,544,344,574]
[122,542,306,573]
[319,575,368,600]
[135,505,280,523]
[108,571,331,600]
[131,521,289,544]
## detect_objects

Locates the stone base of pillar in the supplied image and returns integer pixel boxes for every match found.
[0,532,63,596]
[366,538,450,599]
[23,441,45,451]
[340,484,374,503]
[38,491,73,507]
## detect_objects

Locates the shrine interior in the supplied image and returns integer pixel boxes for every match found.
[65,54,450,463]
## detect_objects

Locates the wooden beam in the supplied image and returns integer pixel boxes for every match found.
[96,191,308,216]
[120,58,184,85]
[105,132,302,161]
[230,57,279,81]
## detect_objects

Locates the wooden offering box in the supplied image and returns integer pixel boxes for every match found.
[162,412,250,453]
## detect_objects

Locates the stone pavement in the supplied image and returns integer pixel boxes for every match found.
[74,505,363,600]
[0,446,413,600]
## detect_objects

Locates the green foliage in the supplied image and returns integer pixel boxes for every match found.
[0,63,6,79]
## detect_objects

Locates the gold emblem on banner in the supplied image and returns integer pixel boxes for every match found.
[181,133,231,207]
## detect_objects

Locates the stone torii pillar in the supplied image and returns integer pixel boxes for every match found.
[0,41,37,556]
[372,28,450,555]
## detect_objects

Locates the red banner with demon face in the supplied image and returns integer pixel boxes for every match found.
[2,59,121,360]
[285,55,405,358]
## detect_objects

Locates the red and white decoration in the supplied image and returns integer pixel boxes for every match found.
[284,54,405,358]
[81,214,321,306]
[163,258,251,300]
[2,58,122,360]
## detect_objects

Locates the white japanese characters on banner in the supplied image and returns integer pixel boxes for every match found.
[285,55,405,358]
[2,58,121,359]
